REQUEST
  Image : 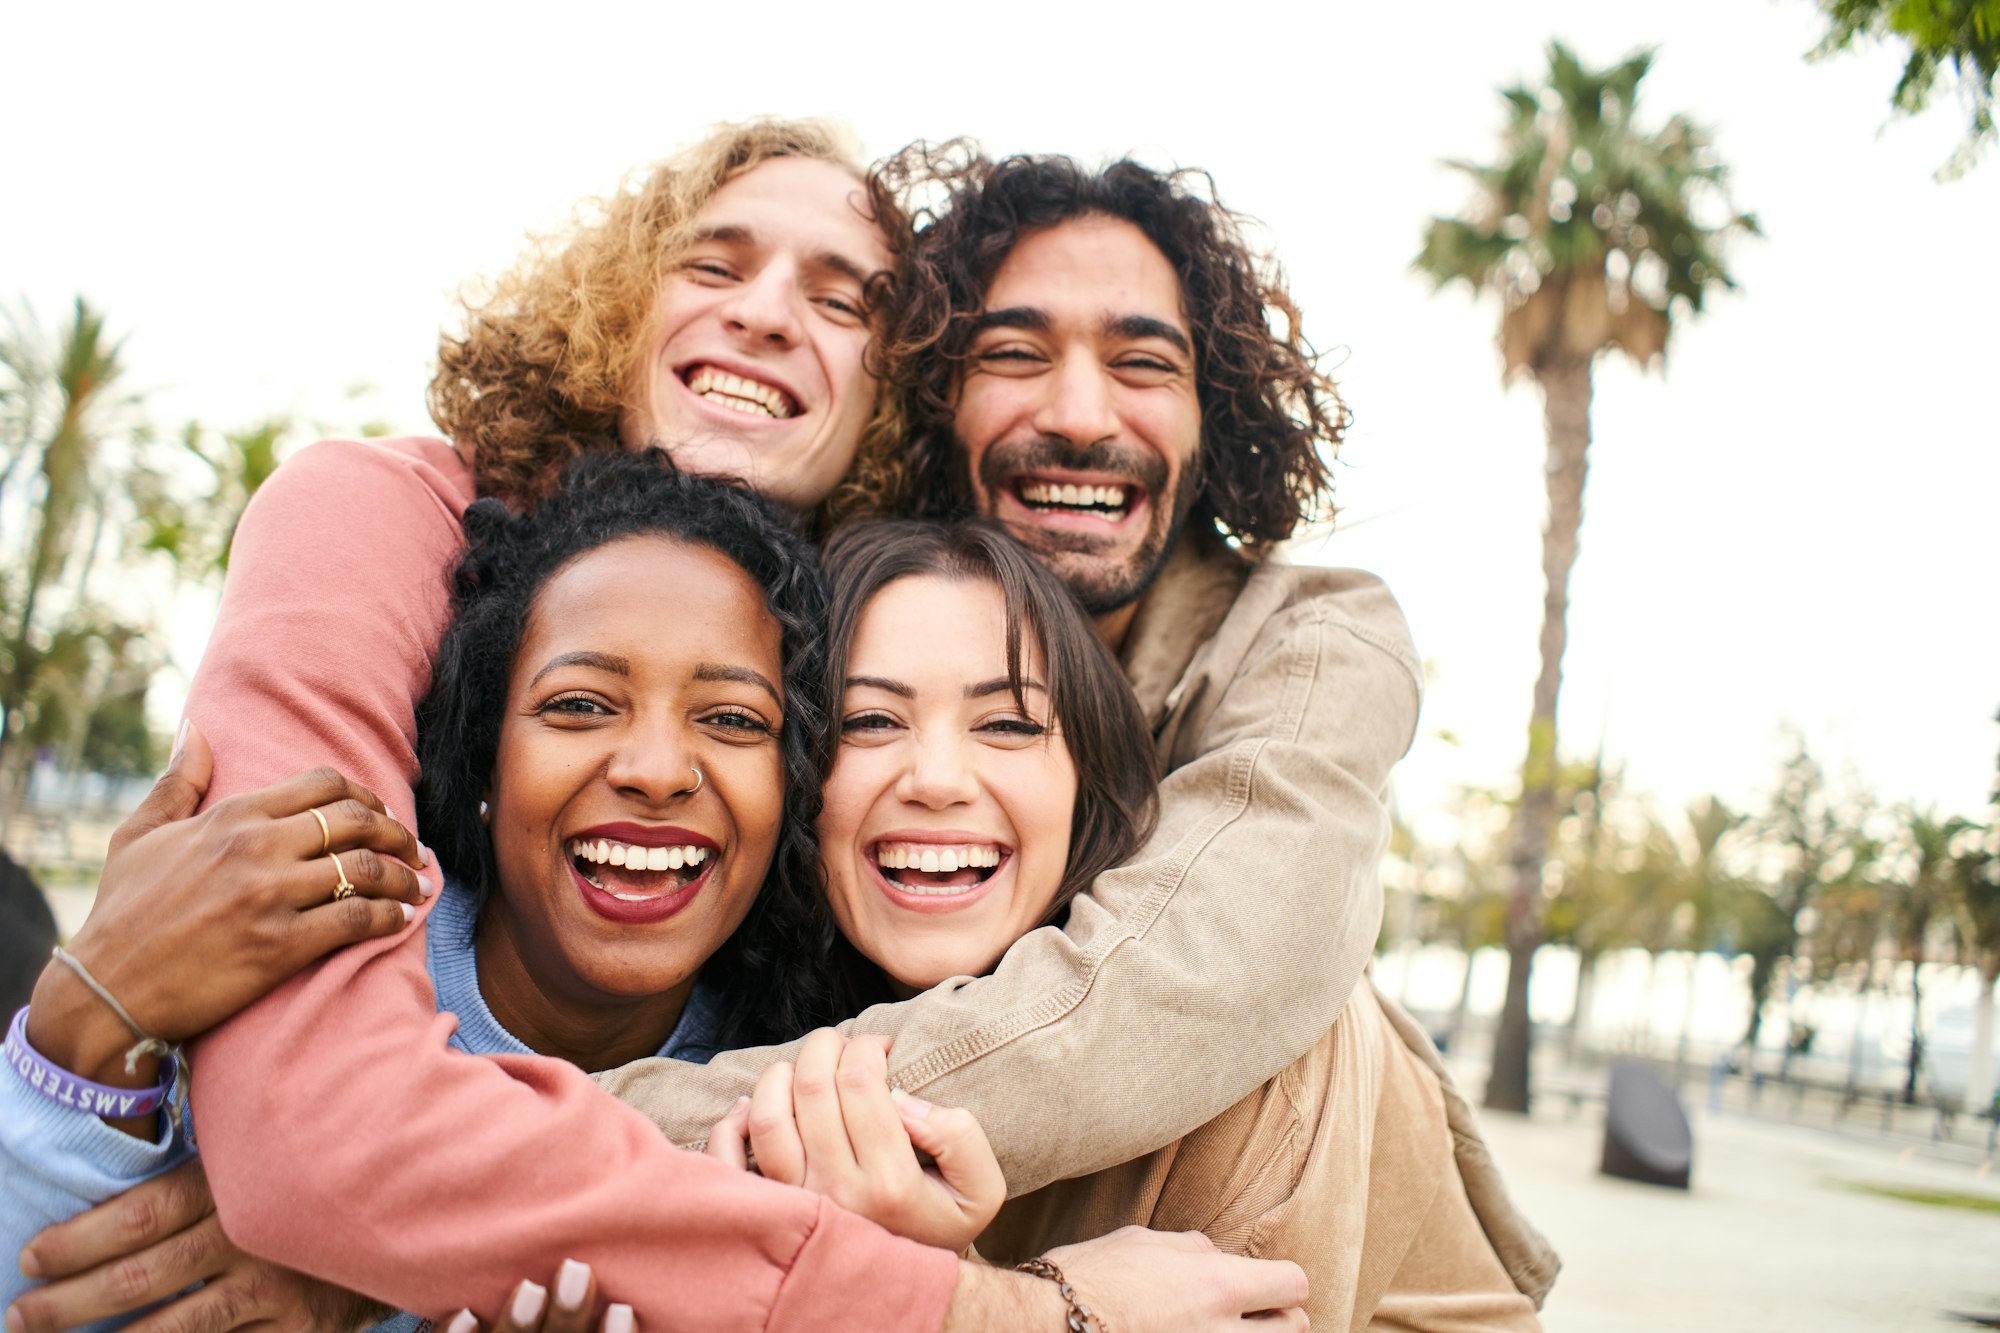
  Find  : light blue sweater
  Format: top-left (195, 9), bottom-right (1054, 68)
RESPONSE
top-left (0, 880), bottom-right (722, 1332)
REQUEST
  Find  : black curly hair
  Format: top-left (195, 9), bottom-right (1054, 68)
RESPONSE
top-left (415, 447), bottom-right (832, 1047)
top-left (871, 144), bottom-right (1345, 548)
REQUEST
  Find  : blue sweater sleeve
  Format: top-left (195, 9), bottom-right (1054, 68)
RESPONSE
top-left (0, 1045), bottom-right (194, 1332)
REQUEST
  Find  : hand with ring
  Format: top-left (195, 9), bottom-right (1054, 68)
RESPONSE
top-left (22, 722), bottom-right (432, 1109)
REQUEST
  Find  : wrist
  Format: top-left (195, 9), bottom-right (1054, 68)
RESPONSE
top-left (25, 959), bottom-right (161, 1089)
top-left (941, 1261), bottom-right (1068, 1333)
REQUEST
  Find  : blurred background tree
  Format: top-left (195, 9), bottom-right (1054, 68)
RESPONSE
top-left (1809, 0), bottom-right (2000, 177)
top-left (1414, 40), bottom-right (1760, 1112)
top-left (0, 298), bottom-right (319, 841)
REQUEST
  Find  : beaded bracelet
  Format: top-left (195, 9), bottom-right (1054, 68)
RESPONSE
top-left (1015, 1256), bottom-right (1106, 1333)
top-left (4, 1006), bottom-right (178, 1119)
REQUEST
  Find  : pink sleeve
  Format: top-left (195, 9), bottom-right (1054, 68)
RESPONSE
top-left (185, 438), bottom-right (956, 1332)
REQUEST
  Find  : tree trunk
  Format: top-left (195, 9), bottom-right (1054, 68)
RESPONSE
top-left (1486, 353), bottom-right (1594, 1114)
top-left (1902, 958), bottom-right (1925, 1105)
top-left (1968, 963), bottom-right (1998, 1115)
top-left (1565, 948), bottom-right (1599, 1057)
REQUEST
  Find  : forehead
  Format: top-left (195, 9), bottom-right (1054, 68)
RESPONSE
top-left (692, 156), bottom-right (892, 274)
top-left (521, 536), bottom-right (782, 671)
top-left (982, 215), bottom-right (1188, 336)
top-left (851, 575), bottom-right (1043, 679)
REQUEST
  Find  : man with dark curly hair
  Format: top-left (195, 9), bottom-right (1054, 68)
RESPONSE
top-left (879, 150), bottom-right (1559, 1322)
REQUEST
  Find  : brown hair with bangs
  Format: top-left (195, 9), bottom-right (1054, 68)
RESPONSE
top-left (427, 118), bottom-right (910, 522)
top-left (819, 518), bottom-right (1159, 933)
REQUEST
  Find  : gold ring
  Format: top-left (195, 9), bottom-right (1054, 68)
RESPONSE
top-left (309, 806), bottom-right (332, 856)
top-left (327, 851), bottom-right (356, 901)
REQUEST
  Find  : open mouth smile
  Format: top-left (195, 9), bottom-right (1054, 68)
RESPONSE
top-left (567, 828), bottom-right (719, 926)
top-left (869, 839), bottom-right (1009, 911)
top-left (680, 364), bottom-right (799, 420)
top-left (569, 836), bottom-right (713, 900)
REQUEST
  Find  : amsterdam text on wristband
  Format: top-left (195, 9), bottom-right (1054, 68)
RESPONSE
top-left (4, 1006), bottom-right (177, 1119)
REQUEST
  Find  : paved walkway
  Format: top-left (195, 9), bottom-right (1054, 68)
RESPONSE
top-left (1478, 1094), bottom-right (2000, 1330)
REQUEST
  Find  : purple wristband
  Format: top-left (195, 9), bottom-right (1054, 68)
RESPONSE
top-left (4, 1006), bottom-right (176, 1119)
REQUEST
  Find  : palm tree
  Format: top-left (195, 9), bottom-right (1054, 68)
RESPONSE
top-left (1414, 42), bottom-right (1759, 1111)
top-left (0, 299), bottom-right (134, 817)
top-left (1889, 809), bottom-right (1970, 1103)
top-left (1956, 826), bottom-right (1999, 1113)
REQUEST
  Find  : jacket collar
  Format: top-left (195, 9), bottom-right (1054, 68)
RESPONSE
top-left (1117, 534), bottom-right (1254, 732)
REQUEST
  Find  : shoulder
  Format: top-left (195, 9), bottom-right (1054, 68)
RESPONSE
top-left (256, 435), bottom-right (476, 520)
top-left (1238, 559), bottom-right (1421, 688)
top-left (1216, 552), bottom-right (1424, 700)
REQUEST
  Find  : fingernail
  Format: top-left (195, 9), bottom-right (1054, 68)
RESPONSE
top-left (445, 1310), bottom-right (477, 1333)
top-left (418, 841), bottom-right (434, 867)
top-left (169, 718), bottom-right (191, 767)
top-left (889, 1087), bottom-right (931, 1120)
top-left (512, 1282), bottom-right (546, 1326)
top-left (16, 1246), bottom-right (39, 1279)
top-left (556, 1259), bottom-right (590, 1311)
top-left (6, 1302), bottom-right (27, 1333)
top-left (400, 902), bottom-right (416, 924)
top-left (603, 1304), bottom-right (635, 1333)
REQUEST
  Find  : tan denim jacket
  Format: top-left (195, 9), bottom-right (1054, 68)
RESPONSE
top-left (595, 538), bottom-right (1554, 1301)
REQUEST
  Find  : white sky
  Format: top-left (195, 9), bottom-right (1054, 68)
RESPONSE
top-left (4, 0), bottom-right (1994, 827)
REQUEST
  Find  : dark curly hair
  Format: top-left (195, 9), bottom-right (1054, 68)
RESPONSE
top-left (869, 144), bottom-right (1345, 547)
top-left (816, 518), bottom-right (1159, 1010)
top-left (415, 447), bottom-right (832, 1046)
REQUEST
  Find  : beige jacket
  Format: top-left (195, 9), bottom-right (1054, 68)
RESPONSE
top-left (597, 538), bottom-right (1555, 1302)
top-left (979, 982), bottom-right (1546, 1330)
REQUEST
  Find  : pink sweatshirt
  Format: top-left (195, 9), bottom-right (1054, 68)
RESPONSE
top-left (185, 437), bottom-right (957, 1333)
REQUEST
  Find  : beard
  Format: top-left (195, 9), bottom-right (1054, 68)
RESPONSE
top-left (970, 435), bottom-right (1198, 617)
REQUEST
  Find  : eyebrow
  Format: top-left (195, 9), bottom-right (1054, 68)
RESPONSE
top-left (966, 677), bottom-right (1049, 700)
top-left (529, 651), bottom-right (629, 688)
top-left (695, 662), bottom-right (783, 706)
top-left (690, 223), bottom-right (878, 288)
top-left (972, 306), bottom-right (1192, 356)
top-left (845, 674), bottom-right (1049, 701)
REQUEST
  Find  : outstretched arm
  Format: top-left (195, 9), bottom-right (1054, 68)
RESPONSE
top-left (598, 564), bottom-right (1420, 1194)
top-left (181, 438), bottom-right (957, 1332)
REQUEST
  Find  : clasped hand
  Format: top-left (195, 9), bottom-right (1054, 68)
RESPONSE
top-left (704, 1028), bottom-right (1007, 1254)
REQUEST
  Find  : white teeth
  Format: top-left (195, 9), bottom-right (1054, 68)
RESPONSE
top-left (570, 839), bottom-right (712, 871)
top-left (873, 842), bottom-right (1003, 873)
top-left (1020, 482), bottom-right (1130, 512)
top-left (685, 367), bottom-right (796, 419)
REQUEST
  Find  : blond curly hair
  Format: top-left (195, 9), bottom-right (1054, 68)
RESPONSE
top-left (428, 118), bottom-right (908, 522)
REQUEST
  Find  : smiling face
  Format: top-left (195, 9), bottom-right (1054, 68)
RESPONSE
top-left (479, 535), bottom-right (786, 1063)
top-left (619, 156), bottom-right (893, 509)
top-left (951, 215), bottom-right (1202, 630)
top-left (818, 574), bottom-right (1079, 995)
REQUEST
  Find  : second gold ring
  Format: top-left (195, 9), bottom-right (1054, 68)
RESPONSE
top-left (327, 850), bottom-right (356, 901)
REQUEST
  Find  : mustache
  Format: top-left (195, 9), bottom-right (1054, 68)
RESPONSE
top-left (977, 436), bottom-right (1170, 495)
